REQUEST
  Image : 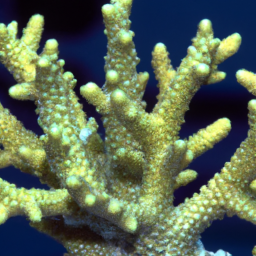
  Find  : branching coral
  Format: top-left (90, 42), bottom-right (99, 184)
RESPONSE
top-left (0, 0), bottom-right (256, 255)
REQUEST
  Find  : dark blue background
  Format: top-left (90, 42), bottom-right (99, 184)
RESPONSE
top-left (0, 0), bottom-right (256, 255)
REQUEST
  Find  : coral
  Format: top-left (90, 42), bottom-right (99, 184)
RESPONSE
top-left (0, 0), bottom-right (256, 255)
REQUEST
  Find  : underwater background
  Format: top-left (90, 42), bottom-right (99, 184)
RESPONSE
top-left (0, 0), bottom-right (255, 255)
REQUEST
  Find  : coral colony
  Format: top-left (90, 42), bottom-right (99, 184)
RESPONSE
top-left (0, 0), bottom-right (256, 255)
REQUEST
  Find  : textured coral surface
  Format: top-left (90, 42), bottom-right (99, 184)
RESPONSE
top-left (0, 0), bottom-right (256, 255)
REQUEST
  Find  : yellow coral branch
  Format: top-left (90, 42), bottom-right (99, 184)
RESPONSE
top-left (186, 118), bottom-right (231, 165)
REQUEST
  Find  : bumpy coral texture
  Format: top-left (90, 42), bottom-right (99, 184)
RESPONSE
top-left (0, 0), bottom-right (256, 255)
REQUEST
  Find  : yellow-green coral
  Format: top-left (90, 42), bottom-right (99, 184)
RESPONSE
top-left (0, 0), bottom-right (256, 255)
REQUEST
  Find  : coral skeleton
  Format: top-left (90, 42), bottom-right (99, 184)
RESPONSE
top-left (0, 0), bottom-right (256, 255)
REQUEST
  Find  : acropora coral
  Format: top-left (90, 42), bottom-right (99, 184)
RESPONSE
top-left (0, 0), bottom-right (256, 255)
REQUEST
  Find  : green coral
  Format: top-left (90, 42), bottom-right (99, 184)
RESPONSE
top-left (0, 0), bottom-right (256, 255)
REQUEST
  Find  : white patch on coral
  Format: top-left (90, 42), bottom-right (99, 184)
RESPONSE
top-left (215, 250), bottom-right (232, 256)
top-left (79, 128), bottom-right (92, 144)
top-left (195, 240), bottom-right (232, 256)
top-left (195, 240), bottom-right (206, 256)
